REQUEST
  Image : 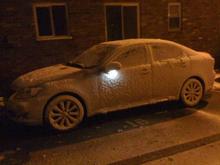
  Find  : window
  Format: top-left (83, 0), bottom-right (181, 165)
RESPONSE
top-left (33, 3), bottom-right (71, 40)
top-left (151, 44), bottom-right (183, 61)
top-left (105, 4), bottom-right (140, 41)
top-left (168, 2), bottom-right (181, 31)
top-left (73, 44), bottom-right (117, 68)
top-left (115, 45), bottom-right (147, 67)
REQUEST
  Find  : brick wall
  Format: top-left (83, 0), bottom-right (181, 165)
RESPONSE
top-left (0, 0), bottom-right (220, 96)
top-left (0, 0), bottom-right (106, 96)
top-left (140, 0), bottom-right (220, 63)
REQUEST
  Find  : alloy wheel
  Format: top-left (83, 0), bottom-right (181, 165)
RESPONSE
top-left (181, 78), bottom-right (203, 107)
top-left (46, 95), bottom-right (84, 131)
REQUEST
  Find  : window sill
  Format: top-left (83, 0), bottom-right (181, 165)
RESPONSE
top-left (168, 28), bottom-right (181, 32)
top-left (36, 35), bottom-right (73, 41)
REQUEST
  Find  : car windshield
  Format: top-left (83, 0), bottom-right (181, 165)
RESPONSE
top-left (67, 44), bottom-right (118, 68)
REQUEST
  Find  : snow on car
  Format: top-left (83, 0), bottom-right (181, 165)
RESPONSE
top-left (6, 39), bottom-right (215, 131)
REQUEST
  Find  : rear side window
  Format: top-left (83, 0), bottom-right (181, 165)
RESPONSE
top-left (114, 45), bottom-right (147, 67)
top-left (151, 43), bottom-right (183, 61)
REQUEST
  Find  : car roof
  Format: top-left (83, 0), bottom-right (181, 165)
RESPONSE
top-left (101, 39), bottom-right (177, 47)
top-left (101, 38), bottom-right (197, 54)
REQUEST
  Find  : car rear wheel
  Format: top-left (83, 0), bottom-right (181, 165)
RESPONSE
top-left (45, 95), bottom-right (84, 131)
top-left (181, 78), bottom-right (203, 107)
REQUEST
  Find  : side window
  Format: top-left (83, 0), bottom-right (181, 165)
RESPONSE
top-left (151, 44), bottom-right (183, 61)
top-left (115, 45), bottom-right (147, 67)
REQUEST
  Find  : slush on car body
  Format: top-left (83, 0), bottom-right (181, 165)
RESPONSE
top-left (7, 39), bottom-right (215, 131)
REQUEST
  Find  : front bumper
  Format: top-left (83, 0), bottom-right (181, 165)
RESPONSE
top-left (6, 94), bottom-right (45, 125)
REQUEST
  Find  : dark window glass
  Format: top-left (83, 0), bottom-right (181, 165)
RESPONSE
top-left (36, 7), bottom-right (52, 36)
top-left (52, 6), bottom-right (68, 35)
top-left (169, 17), bottom-right (180, 29)
top-left (106, 5), bottom-right (138, 41)
top-left (106, 6), bottom-right (122, 41)
top-left (123, 6), bottom-right (138, 39)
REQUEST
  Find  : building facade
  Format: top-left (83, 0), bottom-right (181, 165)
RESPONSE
top-left (0, 0), bottom-right (220, 95)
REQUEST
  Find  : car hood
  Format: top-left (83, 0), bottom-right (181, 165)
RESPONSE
top-left (12, 64), bottom-right (82, 89)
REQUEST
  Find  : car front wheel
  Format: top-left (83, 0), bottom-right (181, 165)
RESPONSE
top-left (180, 78), bottom-right (203, 107)
top-left (44, 95), bottom-right (85, 131)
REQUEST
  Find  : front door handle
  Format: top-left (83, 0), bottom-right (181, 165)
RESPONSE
top-left (142, 68), bottom-right (151, 74)
top-left (179, 59), bottom-right (187, 67)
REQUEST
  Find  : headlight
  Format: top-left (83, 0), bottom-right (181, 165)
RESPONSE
top-left (15, 87), bottom-right (43, 99)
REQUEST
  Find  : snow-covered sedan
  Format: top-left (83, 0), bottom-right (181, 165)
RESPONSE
top-left (7, 39), bottom-right (215, 131)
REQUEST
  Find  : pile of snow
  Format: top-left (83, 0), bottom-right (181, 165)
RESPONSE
top-left (213, 71), bottom-right (220, 91)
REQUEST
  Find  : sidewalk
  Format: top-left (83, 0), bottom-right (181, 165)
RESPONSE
top-left (145, 140), bottom-right (220, 165)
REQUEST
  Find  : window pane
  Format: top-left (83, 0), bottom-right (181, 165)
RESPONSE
top-left (169, 5), bottom-right (180, 17)
top-left (36, 7), bottom-right (52, 36)
top-left (123, 6), bottom-right (138, 39)
top-left (52, 6), bottom-right (68, 35)
top-left (169, 17), bottom-right (180, 29)
top-left (116, 45), bottom-right (147, 67)
top-left (106, 6), bottom-right (122, 41)
top-left (151, 44), bottom-right (183, 61)
top-left (168, 3), bottom-right (181, 30)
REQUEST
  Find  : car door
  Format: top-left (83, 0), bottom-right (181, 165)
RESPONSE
top-left (149, 43), bottom-right (191, 100)
top-left (97, 44), bottom-right (152, 112)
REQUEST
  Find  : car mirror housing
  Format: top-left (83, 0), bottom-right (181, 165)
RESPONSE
top-left (104, 62), bottom-right (122, 73)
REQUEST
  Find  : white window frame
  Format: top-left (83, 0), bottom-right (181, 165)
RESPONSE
top-left (33, 3), bottom-right (72, 41)
top-left (104, 3), bottom-right (140, 41)
top-left (168, 2), bottom-right (182, 31)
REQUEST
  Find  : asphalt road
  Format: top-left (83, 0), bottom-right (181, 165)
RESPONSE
top-left (0, 91), bottom-right (220, 165)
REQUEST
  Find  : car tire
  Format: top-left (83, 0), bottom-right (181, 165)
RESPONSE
top-left (44, 95), bottom-right (85, 131)
top-left (180, 78), bottom-right (203, 107)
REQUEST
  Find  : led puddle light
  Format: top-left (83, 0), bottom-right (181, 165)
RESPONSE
top-left (105, 69), bottom-right (119, 79)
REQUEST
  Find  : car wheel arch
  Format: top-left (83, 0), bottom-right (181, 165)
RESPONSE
top-left (42, 92), bottom-right (88, 125)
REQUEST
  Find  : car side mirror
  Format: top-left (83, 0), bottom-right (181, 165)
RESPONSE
top-left (104, 62), bottom-right (122, 73)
